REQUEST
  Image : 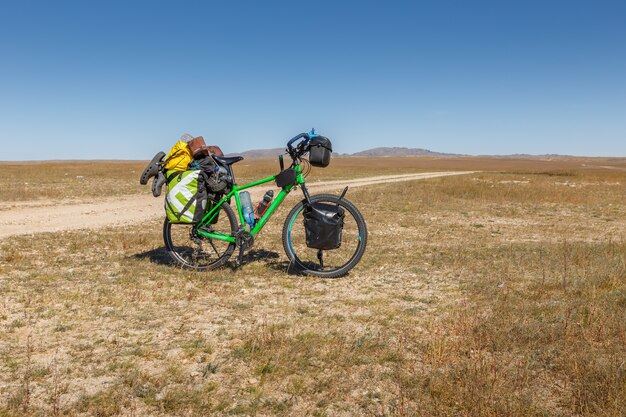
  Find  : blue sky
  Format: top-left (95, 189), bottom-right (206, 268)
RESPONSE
top-left (0, 0), bottom-right (625, 159)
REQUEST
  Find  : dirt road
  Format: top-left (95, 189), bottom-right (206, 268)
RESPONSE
top-left (0, 171), bottom-right (475, 239)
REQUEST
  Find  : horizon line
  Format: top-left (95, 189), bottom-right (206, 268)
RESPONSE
top-left (1, 154), bottom-right (625, 163)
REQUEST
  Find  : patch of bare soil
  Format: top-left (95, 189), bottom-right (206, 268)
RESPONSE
top-left (0, 172), bottom-right (474, 239)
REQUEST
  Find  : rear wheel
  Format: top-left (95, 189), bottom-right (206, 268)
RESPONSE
top-left (282, 194), bottom-right (367, 278)
top-left (163, 197), bottom-right (237, 270)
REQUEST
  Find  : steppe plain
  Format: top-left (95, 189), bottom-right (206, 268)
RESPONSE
top-left (0, 156), bottom-right (625, 416)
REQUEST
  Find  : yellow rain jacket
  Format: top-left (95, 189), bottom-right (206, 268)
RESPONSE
top-left (164, 141), bottom-right (192, 171)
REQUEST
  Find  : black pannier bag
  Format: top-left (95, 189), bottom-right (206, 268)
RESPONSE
top-left (308, 136), bottom-right (332, 167)
top-left (188, 155), bottom-right (216, 172)
top-left (206, 166), bottom-right (231, 192)
top-left (189, 155), bottom-right (233, 193)
top-left (275, 168), bottom-right (297, 188)
top-left (303, 202), bottom-right (345, 250)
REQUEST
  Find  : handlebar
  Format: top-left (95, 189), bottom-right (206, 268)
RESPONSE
top-left (283, 129), bottom-right (321, 166)
top-left (286, 129), bottom-right (319, 156)
top-left (287, 132), bottom-right (309, 150)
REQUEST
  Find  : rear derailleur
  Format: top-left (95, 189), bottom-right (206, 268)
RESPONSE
top-left (189, 227), bottom-right (204, 246)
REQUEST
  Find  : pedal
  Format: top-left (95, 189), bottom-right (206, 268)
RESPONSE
top-left (234, 230), bottom-right (254, 267)
top-left (237, 244), bottom-right (245, 266)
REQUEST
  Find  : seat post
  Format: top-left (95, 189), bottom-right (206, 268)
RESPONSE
top-left (228, 164), bottom-right (236, 185)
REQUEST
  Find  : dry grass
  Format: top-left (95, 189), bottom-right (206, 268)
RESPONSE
top-left (1, 155), bottom-right (623, 202)
top-left (0, 157), bottom-right (624, 416)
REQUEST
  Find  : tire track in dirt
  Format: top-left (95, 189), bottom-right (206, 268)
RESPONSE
top-left (0, 171), bottom-right (475, 239)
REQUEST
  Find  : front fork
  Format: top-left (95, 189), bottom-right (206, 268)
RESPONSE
top-left (299, 182), bottom-right (349, 206)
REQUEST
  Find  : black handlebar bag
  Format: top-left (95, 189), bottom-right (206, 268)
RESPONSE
top-left (303, 202), bottom-right (345, 250)
top-left (308, 136), bottom-right (332, 167)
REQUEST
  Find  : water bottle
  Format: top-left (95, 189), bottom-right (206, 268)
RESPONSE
top-left (215, 165), bottom-right (227, 176)
top-left (239, 191), bottom-right (255, 229)
top-left (180, 133), bottom-right (194, 143)
top-left (255, 190), bottom-right (274, 219)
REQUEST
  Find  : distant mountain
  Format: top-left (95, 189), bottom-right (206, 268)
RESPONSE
top-left (226, 146), bottom-right (591, 159)
top-left (479, 153), bottom-right (574, 158)
top-left (349, 147), bottom-right (463, 157)
top-left (227, 148), bottom-right (285, 158)
top-left (228, 146), bottom-right (462, 158)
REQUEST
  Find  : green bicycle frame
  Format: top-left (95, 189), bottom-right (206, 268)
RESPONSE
top-left (194, 165), bottom-right (305, 243)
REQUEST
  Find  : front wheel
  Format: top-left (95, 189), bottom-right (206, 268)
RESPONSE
top-left (282, 194), bottom-right (368, 278)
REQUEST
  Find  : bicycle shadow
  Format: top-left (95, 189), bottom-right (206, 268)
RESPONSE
top-left (226, 250), bottom-right (304, 276)
top-left (132, 247), bottom-right (304, 275)
top-left (132, 247), bottom-right (173, 265)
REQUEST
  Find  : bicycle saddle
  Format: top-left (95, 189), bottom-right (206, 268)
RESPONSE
top-left (214, 155), bottom-right (244, 165)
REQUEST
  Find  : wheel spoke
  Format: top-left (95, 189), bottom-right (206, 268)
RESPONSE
top-left (208, 240), bottom-right (221, 257)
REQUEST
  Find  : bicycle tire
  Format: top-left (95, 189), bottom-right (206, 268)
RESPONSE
top-left (163, 197), bottom-right (237, 270)
top-left (282, 194), bottom-right (368, 278)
